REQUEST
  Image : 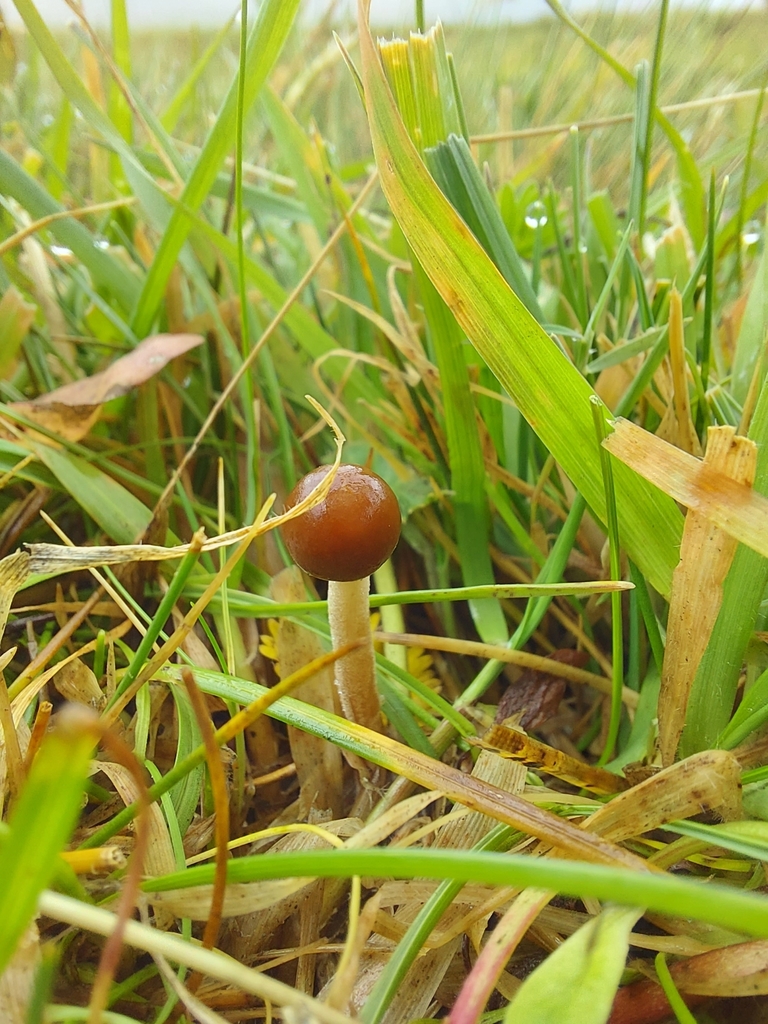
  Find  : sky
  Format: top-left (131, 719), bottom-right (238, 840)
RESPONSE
top-left (2, 0), bottom-right (759, 29)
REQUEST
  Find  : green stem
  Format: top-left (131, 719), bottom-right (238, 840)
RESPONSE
top-left (592, 398), bottom-right (624, 765)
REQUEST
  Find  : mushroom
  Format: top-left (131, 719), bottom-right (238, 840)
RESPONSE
top-left (282, 464), bottom-right (401, 741)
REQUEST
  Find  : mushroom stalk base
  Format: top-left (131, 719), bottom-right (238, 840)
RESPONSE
top-left (327, 577), bottom-right (384, 737)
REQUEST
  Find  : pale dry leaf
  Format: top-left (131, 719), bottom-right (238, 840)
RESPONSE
top-left (0, 286), bottom-right (36, 379)
top-left (152, 819), bottom-right (362, 921)
top-left (655, 288), bottom-right (702, 456)
top-left (0, 919), bottom-right (40, 1024)
top-left (585, 749), bottom-right (743, 842)
top-left (658, 425), bottom-right (756, 763)
top-left (349, 751), bottom-right (526, 1022)
top-left (0, 551), bottom-right (30, 643)
top-left (52, 657), bottom-right (105, 711)
top-left (97, 760), bottom-right (176, 879)
top-left (603, 418), bottom-right (768, 559)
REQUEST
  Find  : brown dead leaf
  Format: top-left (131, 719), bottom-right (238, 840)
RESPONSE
top-left (609, 940), bottom-right (768, 1024)
top-left (495, 649), bottom-right (588, 731)
top-left (670, 939), bottom-right (768, 996)
top-left (8, 333), bottom-right (203, 442)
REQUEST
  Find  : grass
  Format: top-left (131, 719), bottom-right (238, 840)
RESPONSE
top-left (0, 0), bottom-right (767, 1021)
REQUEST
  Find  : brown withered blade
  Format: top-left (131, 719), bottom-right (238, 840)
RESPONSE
top-left (472, 723), bottom-right (629, 795)
top-left (659, 426), bottom-right (756, 764)
top-left (656, 288), bottom-right (702, 457)
top-left (495, 649), bottom-right (589, 731)
top-left (7, 333), bottom-right (203, 443)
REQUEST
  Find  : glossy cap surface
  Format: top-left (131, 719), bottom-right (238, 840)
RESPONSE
top-left (282, 464), bottom-right (401, 581)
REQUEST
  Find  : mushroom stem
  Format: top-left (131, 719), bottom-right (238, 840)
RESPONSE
top-left (327, 576), bottom-right (383, 736)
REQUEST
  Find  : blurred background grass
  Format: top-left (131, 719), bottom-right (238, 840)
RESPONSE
top-left (4, 4), bottom-right (765, 197)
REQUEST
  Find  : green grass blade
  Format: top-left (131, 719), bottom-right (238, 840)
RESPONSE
top-left (0, 714), bottom-right (95, 973)
top-left (583, 220), bottom-right (633, 353)
top-left (415, 262), bottom-right (509, 644)
top-left (360, 824), bottom-right (518, 1024)
top-left (143, 846), bottom-right (768, 938)
top-left (160, 13), bottom-right (237, 133)
top-left (592, 400), bottom-right (624, 765)
top-left (654, 953), bottom-right (698, 1024)
top-left (628, 61), bottom-right (651, 239)
top-left (32, 444), bottom-right (151, 542)
top-left (9, 0), bottom-right (169, 234)
top-left (425, 135), bottom-right (543, 320)
top-left (735, 74), bottom-right (766, 286)
top-left (639, 0), bottom-right (669, 238)
top-left (570, 126), bottom-right (588, 331)
top-left (357, 1), bottom-right (682, 598)
top-left (660, 819), bottom-right (768, 863)
top-left (731, 227), bottom-right (767, 406)
top-left (108, 545), bottom-right (203, 709)
top-left (186, 580), bottom-right (633, 618)
top-left (699, 170), bottom-right (717, 407)
top-left (109, 0), bottom-right (133, 144)
top-left (261, 85), bottom-right (332, 236)
top-left (544, 0), bottom-right (704, 247)
top-left (131, 0), bottom-right (301, 336)
top-left (0, 149), bottom-right (139, 310)
top-left (717, 666), bottom-right (768, 750)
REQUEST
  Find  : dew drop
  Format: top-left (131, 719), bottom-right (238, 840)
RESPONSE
top-left (742, 220), bottom-right (762, 247)
top-left (524, 200), bottom-right (548, 230)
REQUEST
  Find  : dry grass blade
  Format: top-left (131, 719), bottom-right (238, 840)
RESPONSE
top-left (656, 289), bottom-right (701, 456)
top-left (603, 418), bottom-right (768, 558)
top-left (586, 749), bottom-right (742, 841)
top-left (469, 87), bottom-right (767, 142)
top-left (374, 630), bottom-right (639, 707)
top-left (473, 724), bottom-right (628, 794)
top-left (658, 426), bottom-right (757, 763)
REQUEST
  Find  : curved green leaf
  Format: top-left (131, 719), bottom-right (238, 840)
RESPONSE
top-left (503, 906), bottom-right (641, 1024)
top-left (356, 0), bottom-right (682, 597)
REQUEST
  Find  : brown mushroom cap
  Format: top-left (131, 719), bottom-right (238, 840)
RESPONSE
top-left (281, 464), bottom-right (401, 582)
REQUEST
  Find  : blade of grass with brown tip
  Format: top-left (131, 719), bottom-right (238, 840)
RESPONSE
top-left (159, 664), bottom-right (646, 870)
